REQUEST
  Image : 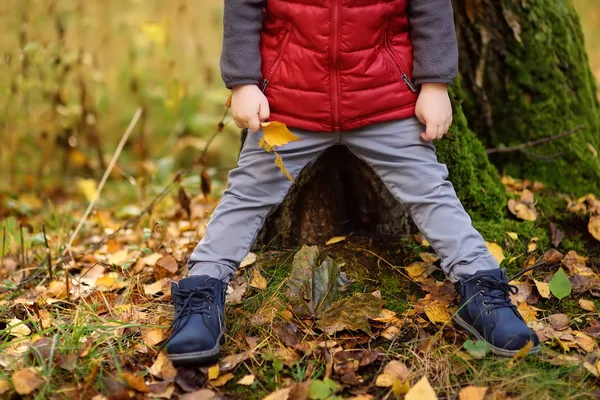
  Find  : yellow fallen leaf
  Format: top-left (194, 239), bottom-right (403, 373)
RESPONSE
top-left (508, 341), bottom-right (534, 369)
top-left (588, 215), bottom-right (600, 241)
top-left (149, 352), bottom-right (177, 380)
top-left (371, 309), bottom-right (398, 323)
top-left (260, 121), bottom-right (300, 147)
top-left (142, 253), bottom-right (163, 266)
top-left (210, 372), bottom-right (234, 387)
top-left (485, 242), bottom-right (505, 264)
top-left (123, 372), bottom-right (149, 392)
top-left (516, 303), bottom-right (539, 323)
top-left (109, 249), bottom-right (130, 266)
top-left (459, 386), bottom-right (488, 400)
top-left (208, 365), bottom-right (220, 380)
top-left (7, 318), bottom-right (31, 338)
top-left (250, 268), bottom-right (268, 290)
top-left (95, 273), bottom-right (128, 291)
top-left (47, 280), bottom-right (68, 299)
top-left (326, 236), bottom-right (347, 246)
top-left (405, 262), bottom-right (426, 277)
top-left (406, 376), bottom-right (437, 400)
top-left (375, 373), bottom-right (395, 387)
top-left (574, 331), bottom-right (597, 353)
top-left (578, 299), bottom-right (595, 312)
top-left (11, 368), bottom-right (43, 395)
top-left (419, 252), bottom-right (440, 263)
top-left (18, 193), bottom-right (42, 210)
top-left (274, 151), bottom-right (294, 182)
top-left (141, 328), bottom-right (164, 346)
top-left (76, 178), bottom-right (98, 202)
top-left (237, 374), bottom-right (255, 385)
top-left (392, 379), bottom-right (411, 396)
top-left (533, 279), bottom-right (550, 299)
top-left (527, 237), bottom-right (539, 253)
top-left (508, 199), bottom-right (538, 221)
top-left (424, 300), bottom-right (451, 324)
top-left (0, 379), bottom-right (9, 394)
top-left (506, 232), bottom-right (518, 240)
top-left (381, 326), bottom-right (401, 340)
top-left (240, 253), bottom-right (257, 269)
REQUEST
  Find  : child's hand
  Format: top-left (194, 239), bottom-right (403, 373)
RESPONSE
top-left (231, 84), bottom-right (270, 132)
top-left (415, 83), bottom-right (453, 141)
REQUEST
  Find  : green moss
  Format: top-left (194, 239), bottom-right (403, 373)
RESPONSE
top-left (437, 82), bottom-right (506, 221)
top-left (462, 0), bottom-right (600, 195)
top-left (380, 275), bottom-right (412, 314)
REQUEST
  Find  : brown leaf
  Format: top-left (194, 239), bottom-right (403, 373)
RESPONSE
top-left (102, 375), bottom-right (130, 400)
top-left (12, 368), bottom-right (43, 395)
top-left (57, 354), bottom-right (77, 371)
top-left (316, 293), bottom-right (385, 335)
top-left (0, 380), bottom-right (9, 394)
top-left (218, 351), bottom-right (250, 373)
top-left (548, 314), bottom-right (570, 330)
top-left (226, 278), bottom-right (248, 304)
top-left (573, 331), bottom-right (597, 353)
top-left (142, 327), bottom-right (165, 346)
top-left (359, 350), bottom-right (380, 367)
top-left (154, 255), bottom-right (179, 280)
top-left (508, 199), bottom-right (538, 221)
top-left (459, 386), bottom-right (488, 400)
top-left (273, 322), bottom-right (301, 347)
top-left (589, 215), bottom-right (600, 241)
top-left (178, 186), bottom-right (192, 217)
top-left (123, 372), bottom-right (150, 392)
top-left (201, 169), bottom-right (212, 199)
top-left (146, 381), bottom-right (175, 398)
top-left (550, 223), bottom-right (565, 248)
top-left (381, 326), bottom-right (402, 340)
top-left (263, 387), bottom-right (292, 400)
top-left (175, 368), bottom-right (207, 392)
top-left (250, 268), bottom-right (268, 290)
top-left (542, 249), bottom-right (563, 265)
top-left (180, 389), bottom-right (222, 400)
top-left (149, 352), bottom-right (177, 380)
top-left (578, 299), bottom-right (595, 312)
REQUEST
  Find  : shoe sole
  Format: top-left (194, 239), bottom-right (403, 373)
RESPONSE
top-left (167, 334), bottom-right (225, 367)
top-left (454, 314), bottom-right (541, 357)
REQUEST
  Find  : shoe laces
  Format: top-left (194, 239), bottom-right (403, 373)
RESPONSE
top-left (470, 275), bottom-right (520, 315)
top-left (164, 285), bottom-right (218, 346)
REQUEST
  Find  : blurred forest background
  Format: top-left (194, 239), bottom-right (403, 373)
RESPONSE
top-left (0, 0), bottom-right (598, 209)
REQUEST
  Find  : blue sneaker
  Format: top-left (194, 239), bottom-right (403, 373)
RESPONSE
top-left (454, 269), bottom-right (540, 357)
top-left (166, 275), bottom-right (226, 366)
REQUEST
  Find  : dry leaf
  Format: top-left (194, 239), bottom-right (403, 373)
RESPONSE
top-left (250, 268), bottom-right (268, 290)
top-left (424, 300), bottom-right (451, 324)
top-left (0, 379), bottom-right (9, 394)
top-left (459, 386), bottom-right (488, 400)
top-left (123, 372), bottom-right (150, 392)
top-left (12, 368), bottom-right (43, 395)
top-left (180, 389), bottom-right (221, 400)
top-left (381, 326), bottom-right (401, 340)
top-left (260, 121), bottom-right (300, 147)
top-left (47, 280), bottom-right (68, 299)
top-left (508, 199), bottom-right (538, 221)
top-left (237, 375), bottom-right (255, 385)
top-left (262, 387), bottom-right (291, 400)
top-left (210, 372), bottom-right (234, 387)
top-left (506, 232), bottom-right (518, 240)
top-left (527, 237), bottom-right (539, 253)
top-left (371, 309), bottom-right (398, 323)
top-left (240, 253), bottom-right (257, 269)
top-left (589, 215), bottom-right (600, 241)
top-left (517, 303), bottom-right (539, 323)
top-left (548, 314), bottom-right (570, 330)
top-left (76, 178), bottom-right (98, 202)
top-left (507, 341), bottom-right (534, 368)
top-left (574, 331), bottom-right (597, 353)
top-left (406, 376), bottom-right (437, 400)
top-left (274, 151), bottom-right (294, 181)
top-left (485, 242), bottom-right (505, 264)
top-left (326, 236), bottom-right (347, 246)
top-left (579, 299), bottom-right (595, 312)
top-left (149, 352), bottom-right (177, 380)
top-left (6, 318), bottom-right (31, 338)
top-left (141, 328), bottom-right (164, 346)
top-left (208, 365), bottom-right (220, 380)
top-left (534, 280), bottom-right (551, 299)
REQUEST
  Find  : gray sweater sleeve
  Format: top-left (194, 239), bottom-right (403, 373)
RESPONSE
top-left (220, 0), bottom-right (265, 89)
top-left (406, 0), bottom-right (459, 85)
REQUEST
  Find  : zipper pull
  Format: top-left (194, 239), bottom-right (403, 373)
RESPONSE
top-left (402, 74), bottom-right (418, 93)
top-left (261, 79), bottom-right (269, 93)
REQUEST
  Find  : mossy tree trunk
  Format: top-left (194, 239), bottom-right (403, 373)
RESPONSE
top-left (255, 0), bottom-right (599, 248)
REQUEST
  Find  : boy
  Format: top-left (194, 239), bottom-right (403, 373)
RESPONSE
top-left (166, 0), bottom-right (540, 365)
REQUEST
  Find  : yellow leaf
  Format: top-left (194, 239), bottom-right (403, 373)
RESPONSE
top-left (260, 121), bottom-right (300, 147)
top-left (326, 236), bottom-right (347, 246)
top-left (140, 22), bottom-right (167, 45)
top-left (0, 379), bottom-right (9, 394)
top-left (574, 331), bottom-right (597, 353)
top-left (507, 341), bottom-right (534, 368)
top-left (11, 368), bottom-right (43, 395)
top-left (237, 374), bottom-right (255, 385)
top-left (406, 376), bottom-right (437, 400)
top-left (210, 372), bottom-right (234, 387)
top-left (208, 365), bottom-right (220, 380)
top-left (371, 309), bottom-right (398, 323)
top-left (123, 372), bottom-right (149, 392)
top-left (109, 249), bottom-right (130, 266)
top-left (240, 253), bottom-right (257, 269)
top-left (95, 273), bottom-right (128, 291)
top-left (459, 386), bottom-right (488, 400)
top-left (578, 299), bottom-right (596, 312)
top-left (250, 268), bottom-right (268, 290)
top-left (392, 379), bottom-right (411, 396)
top-left (381, 326), bottom-right (401, 340)
top-left (47, 280), bottom-right (68, 299)
top-left (149, 352), bottom-right (177, 380)
top-left (588, 215), bottom-right (600, 241)
top-left (533, 279), bottom-right (551, 299)
top-left (18, 193), bottom-right (42, 210)
top-left (405, 262), bottom-right (426, 277)
top-left (7, 318), bottom-right (31, 338)
top-left (76, 178), bottom-right (98, 203)
top-left (375, 374), bottom-right (395, 387)
top-left (141, 328), bottom-right (164, 346)
top-left (527, 237), bottom-right (539, 253)
top-left (506, 232), bottom-right (518, 240)
top-left (424, 300), bottom-right (451, 324)
top-left (485, 242), bottom-right (505, 264)
top-left (274, 151), bottom-right (294, 182)
top-left (516, 302), bottom-right (539, 323)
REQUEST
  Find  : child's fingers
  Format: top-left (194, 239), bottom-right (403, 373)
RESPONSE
top-left (248, 113), bottom-right (261, 133)
top-left (258, 99), bottom-right (270, 121)
top-left (422, 121), bottom-right (438, 141)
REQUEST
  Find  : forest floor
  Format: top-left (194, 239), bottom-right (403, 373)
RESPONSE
top-left (1, 158), bottom-right (600, 400)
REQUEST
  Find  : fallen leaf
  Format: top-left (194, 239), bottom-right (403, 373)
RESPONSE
top-left (240, 253), bottom-right (257, 269)
top-left (262, 387), bottom-right (291, 400)
top-left (371, 309), bottom-right (398, 323)
top-left (260, 121), bottom-right (300, 147)
top-left (534, 280), bottom-right (551, 299)
top-left (180, 389), bottom-right (222, 400)
top-left (12, 368), bottom-right (43, 395)
top-left (574, 331), bottom-right (597, 353)
top-left (424, 300), bottom-right (451, 324)
top-left (517, 302), bottom-right (539, 322)
top-left (548, 314), bottom-right (570, 330)
top-left (76, 178), bottom-right (98, 202)
top-left (95, 272), bottom-right (129, 291)
top-left (507, 341), bottom-right (534, 368)
top-left (250, 268), bottom-right (268, 290)
top-left (381, 326), bottom-right (402, 340)
top-left (208, 365), bottom-right (220, 380)
top-left (237, 375), bottom-right (255, 385)
top-left (218, 351), bottom-right (251, 372)
top-left (589, 215), bottom-right (600, 241)
top-left (579, 299), bottom-right (595, 312)
top-left (419, 252), bottom-right (440, 263)
top-left (542, 249), bottom-right (563, 265)
top-left (463, 340), bottom-right (490, 359)
top-left (141, 328), bottom-right (164, 346)
top-left (316, 292), bottom-right (385, 335)
top-left (0, 379), bottom-right (9, 394)
top-left (47, 280), bottom-right (68, 299)
top-left (149, 352), bottom-right (177, 380)
top-left (226, 278), bottom-right (248, 305)
top-left (508, 199), bottom-right (538, 221)
top-left (527, 237), bottom-right (539, 253)
top-left (6, 318), bottom-right (31, 337)
top-left (209, 372), bottom-right (234, 387)
top-left (326, 236), bottom-right (347, 246)
top-left (406, 376), bottom-right (437, 400)
top-left (550, 223), bottom-right (564, 248)
top-left (506, 232), bottom-right (518, 241)
top-left (549, 268), bottom-right (572, 300)
top-left (392, 379), bottom-right (411, 396)
top-left (123, 372), bottom-right (149, 392)
top-left (485, 242), bottom-right (505, 264)
top-left (459, 386), bottom-right (488, 400)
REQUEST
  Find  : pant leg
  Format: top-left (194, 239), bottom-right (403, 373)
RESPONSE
top-left (188, 127), bottom-right (337, 282)
top-left (341, 117), bottom-right (498, 282)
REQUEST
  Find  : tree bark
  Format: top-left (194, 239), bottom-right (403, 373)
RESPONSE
top-left (254, 0), bottom-right (599, 248)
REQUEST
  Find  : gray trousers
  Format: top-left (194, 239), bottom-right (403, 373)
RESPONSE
top-left (188, 117), bottom-right (498, 283)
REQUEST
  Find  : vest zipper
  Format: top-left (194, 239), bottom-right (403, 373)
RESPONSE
top-left (384, 30), bottom-right (417, 93)
top-left (261, 29), bottom-right (292, 93)
top-left (331, 0), bottom-right (341, 130)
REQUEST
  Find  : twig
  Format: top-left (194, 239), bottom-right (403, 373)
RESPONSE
top-left (43, 225), bottom-right (53, 280)
top-left (198, 106), bottom-right (229, 165)
top-left (20, 224), bottom-right (25, 269)
top-left (62, 107), bottom-right (143, 256)
top-left (485, 124), bottom-right (585, 154)
top-left (0, 225), bottom-right (5, 279)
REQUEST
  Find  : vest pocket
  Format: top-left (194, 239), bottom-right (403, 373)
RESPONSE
top-left (261, 28), bottom-right (292, 92)
top-left (382, 29), bottom-right (417, 93)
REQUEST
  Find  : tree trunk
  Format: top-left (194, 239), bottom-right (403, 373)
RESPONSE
top-left (255, 0), bottom-right (599, 248)
top-left (454, 0), bottom-right (600, 194)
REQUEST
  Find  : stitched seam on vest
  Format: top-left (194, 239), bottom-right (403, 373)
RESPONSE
top-left (344, 102), bottom-right (415, 125)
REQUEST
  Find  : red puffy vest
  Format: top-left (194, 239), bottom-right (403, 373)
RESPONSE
top-left (260, 0), bottom-right (418, 132)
